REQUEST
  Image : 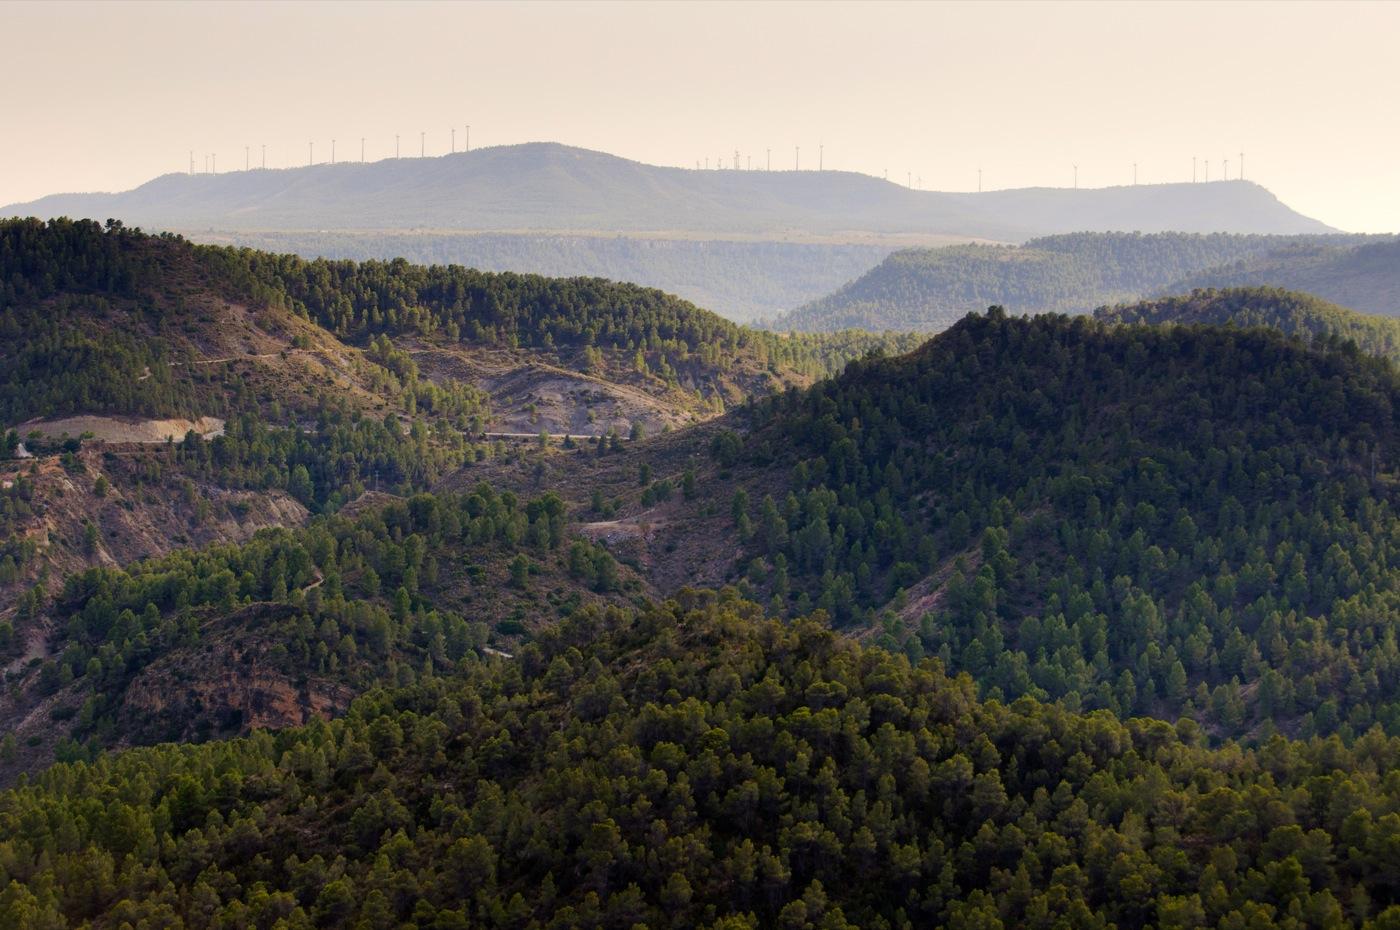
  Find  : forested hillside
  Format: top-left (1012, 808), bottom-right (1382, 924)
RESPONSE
top-left (773, 232), bottom-right (1373, 332)
top-left (0, 219), bottom-right (490, 427)
top-left (718, 310), bottom-right (1400, 742)
top-left (0, 219), bottom-right (917, 713)
top-left (9, 222), bottom-right (1400, 930)
top-left (208, 242), bottom-right (916, 390)
top-left (0, 218), bottom-right (914, 427)
top-left (1096, 287), bottom-right (1400, 362)
top-left (4, 595), bottom-right (1400, 930)
top-left (0, 483), bottom-right (634, 779)
top-left (1177, 238), bottom-right (1400, 319)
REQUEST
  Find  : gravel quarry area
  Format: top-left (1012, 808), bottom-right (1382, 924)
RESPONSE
top-left (16, 415), bottom-right (226, 444)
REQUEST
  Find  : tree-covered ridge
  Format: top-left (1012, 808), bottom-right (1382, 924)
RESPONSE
top-left (202, 230), bottom-right (919, 384)
top-left (1095, 287), bottom-right (1400, 363)
top-left (728, 310), bottom-right (1400, 741)
top-left (0, 220), bottom-right (201, 422)
top-left (1025, 232), bottom-right (1344, 293)
top-left (771, 232), bottom-right (1374, 333)
top-left (0, 216), bottom-right (166, 303)
top-left (4, 593), bottom-right (1400, 929)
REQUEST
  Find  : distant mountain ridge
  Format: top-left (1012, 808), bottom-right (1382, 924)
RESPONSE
top-left (3, 142), bottom-right (1334, 241)
top-left (1175, 238), bottom-right (1400, 317)
top-left (770, 231), bottom-right (1375, 332)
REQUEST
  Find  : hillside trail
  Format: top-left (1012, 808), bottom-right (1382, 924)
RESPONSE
top-left (171, 342), bottom-right (330, 367)
top-left (175, 352), bottom-right (283, 366)
top-left (482, 431), bottom-right (577, 441)
top-left (576, 516), bottom-right (671, 541)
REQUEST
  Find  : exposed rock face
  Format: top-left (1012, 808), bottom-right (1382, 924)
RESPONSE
top-left (118, 606), bottom-right (357, 744)
top-left (407, 343), bottom-right (726, 438)
top-left (0, 603), bottom-right (358, 786)
top-left (0, 446), bottom-right (309, 617)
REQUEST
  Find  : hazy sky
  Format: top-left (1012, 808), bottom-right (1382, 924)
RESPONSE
top-left (2, 0), bottom-right (1396, 232)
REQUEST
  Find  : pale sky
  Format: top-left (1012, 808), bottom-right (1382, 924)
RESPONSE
top-left (1, 0), bottom-right (1396, 232)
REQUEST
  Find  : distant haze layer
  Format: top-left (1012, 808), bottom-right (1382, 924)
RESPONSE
top-left (186, 229), bottom-right (894, 323)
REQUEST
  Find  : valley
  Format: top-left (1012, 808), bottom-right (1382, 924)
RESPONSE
top-left (9, 223), bottom-right (1400, 767)
top-left (9, 219), bottom-right (1400, 761)
top-left (0, 219), bottom-right (908, 661)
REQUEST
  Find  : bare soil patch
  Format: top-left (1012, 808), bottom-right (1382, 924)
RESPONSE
top-left (18, 415), bottom-right (226, 444)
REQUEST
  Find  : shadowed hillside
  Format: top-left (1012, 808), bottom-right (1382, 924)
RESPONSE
top-left (563, 309), bottom-right (1400, 746)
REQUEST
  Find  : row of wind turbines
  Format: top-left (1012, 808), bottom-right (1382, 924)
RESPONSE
top-left (188, 126), bottom-right (478, 174)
